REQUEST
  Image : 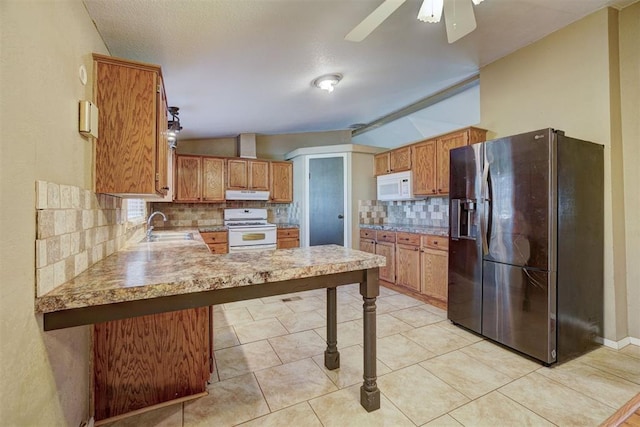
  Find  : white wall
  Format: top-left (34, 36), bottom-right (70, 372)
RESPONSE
top-left (0, 1), bottom-right (109, 424)
top-left (479, 7), bottom-right (637, 344)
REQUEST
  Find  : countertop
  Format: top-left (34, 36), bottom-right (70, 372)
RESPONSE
top-left (359, 223), bottom-right (449, 237)
top-left (35, 229), bottom-right (384, 315)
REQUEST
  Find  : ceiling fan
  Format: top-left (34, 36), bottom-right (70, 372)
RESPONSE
top-left (345, 0), bottom-right (485, 44)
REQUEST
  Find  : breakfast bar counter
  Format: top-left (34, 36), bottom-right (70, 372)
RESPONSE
top-left (35, 232), bottom-right (386, 412)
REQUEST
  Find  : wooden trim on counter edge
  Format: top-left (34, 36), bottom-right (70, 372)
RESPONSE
top-left (43, 270), bottom-right (367, 331)
top-left (94, 392), bottom-right (208, 426)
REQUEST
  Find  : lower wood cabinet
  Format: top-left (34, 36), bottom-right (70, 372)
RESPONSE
top-left (93, 307), bottom-right (211, 421)
top-left (277, 228), bottom-right (299, 249)
top-left (200, 230), bottom-right (228, 253)
top-left (359, 228), bottom-right (449, 308)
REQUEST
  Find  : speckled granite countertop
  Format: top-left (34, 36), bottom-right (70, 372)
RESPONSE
top-left (359, 224), bottom-right (449, 237)
top-left (35, 229), bottom-right (385, 314)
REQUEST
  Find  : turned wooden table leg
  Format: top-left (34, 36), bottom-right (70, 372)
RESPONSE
top-left (324, 286), bottom-right (340, 370)
top-left (360, 268), bottom-right (380, 412)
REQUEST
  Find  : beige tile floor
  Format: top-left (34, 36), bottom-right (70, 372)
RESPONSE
top-left (105, 284), bottom-right (640, 427)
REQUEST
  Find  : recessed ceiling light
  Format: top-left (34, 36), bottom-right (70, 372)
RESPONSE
top-left (312, 74), bottom-right (343, 93)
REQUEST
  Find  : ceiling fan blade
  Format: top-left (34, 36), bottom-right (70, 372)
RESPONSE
top-left (443, 0), bottom-right (476, 43)
top-left (345, 0), bottom-right (407, 42)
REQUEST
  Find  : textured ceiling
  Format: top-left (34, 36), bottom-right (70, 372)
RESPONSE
top-left (83, 0), bottom-right (632, 140)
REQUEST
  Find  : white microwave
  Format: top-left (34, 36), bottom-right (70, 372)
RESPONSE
top-left (376, 171), bottom-right (414, 201)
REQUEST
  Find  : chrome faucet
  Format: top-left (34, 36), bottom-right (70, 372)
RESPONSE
top-left (146, 211), bottom-right (167, 238)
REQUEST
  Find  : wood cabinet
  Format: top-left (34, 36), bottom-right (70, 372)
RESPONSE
top-left (176, 155), bottom-right (201, 202)
top-left (93, 54), bottom-right (169, 198)
top-left (93, 307), bottom-right (210, 421)
top-left (374, 146), bottom-right (411, 176)
top-left (200, 230), bottom-right (228, 253)
top-left (202, 157), bottom-right (226, 201)
top-left (277, 228), bottom-right (299, 249)
top-left (359, 228), bottom-right (449, 309)
top-left (227, 159), bottom-right (269, 190)
top-left (412, 140), bottom-right (437, 196)
top-left (373, 127), bottom-right (487, 195)
top-left (420, 235), bottom-right (449, 304)
top-left (270, 161), bottom-right (293, 202)
top-left (175, 155), bottom-right (225, 203)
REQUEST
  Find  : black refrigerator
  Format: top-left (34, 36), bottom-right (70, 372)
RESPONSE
top-left (448, 128), bottom-right (604, 365)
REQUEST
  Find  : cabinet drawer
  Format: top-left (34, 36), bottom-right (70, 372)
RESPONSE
top-left (396, 232), bottom-right (420, 246)
top-left (207, 243), bottom-right (228, 254)
top-left (360, 228), bottom-right (376, 240)
top-left (200, 231), bottom-right (228, 244)
top-left (421, 235), bottom-right (448, 250)
top-left (277, 228), bottom-right (299, 239)
top-left (376, 231), bottom-right (396, 243)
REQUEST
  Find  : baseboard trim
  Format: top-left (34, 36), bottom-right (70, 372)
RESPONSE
top-left (603, 336), bottom-right (640, 349)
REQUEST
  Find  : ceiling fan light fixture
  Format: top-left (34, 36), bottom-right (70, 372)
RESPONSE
top-left (471, 0), bottom-right (485, 5)
top-left (313, 74), bottom-right (343, 93)
top-left (417, 0), bottom-right (444, 23)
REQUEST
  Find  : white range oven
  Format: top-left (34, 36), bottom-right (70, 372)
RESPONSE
top-left (224, 208), bottom-right (277, 253)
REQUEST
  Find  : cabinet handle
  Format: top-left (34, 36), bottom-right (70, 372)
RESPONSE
top-left (433, 241), bottom-right (438, 245)
top-left (414, 248), bottom-right (419, 252)
top-left (162, 186), bottom-right (169, 190)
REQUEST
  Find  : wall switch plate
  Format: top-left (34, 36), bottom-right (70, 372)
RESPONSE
top-left (79, 100), bottom-right (98, 138)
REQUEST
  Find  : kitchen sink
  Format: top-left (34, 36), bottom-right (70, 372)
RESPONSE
top-left (141, 232), bottom-right (194, 243)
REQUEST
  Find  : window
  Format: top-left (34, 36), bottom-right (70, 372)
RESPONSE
top-left (126, 199), bottom-right (146, 221)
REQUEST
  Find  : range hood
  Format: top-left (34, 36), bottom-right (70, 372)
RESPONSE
top-left (225, 190), bottom-right (270, 201)
top-left (237, 133), bottom-right (257, 159)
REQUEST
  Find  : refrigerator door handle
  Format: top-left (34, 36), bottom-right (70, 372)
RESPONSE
top-left (451, 199), bottom-right (461, 240)
top-left (481, 161), bottom-right (490, 255)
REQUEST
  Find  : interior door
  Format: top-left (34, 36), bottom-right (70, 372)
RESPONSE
top-left (309, 157), bottom-right (344, 246)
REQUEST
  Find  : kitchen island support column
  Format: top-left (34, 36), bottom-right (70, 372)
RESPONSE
top-left (324, 286), bottom-right (340, 369)
top-left (360, 268), bottom-right (380, 412)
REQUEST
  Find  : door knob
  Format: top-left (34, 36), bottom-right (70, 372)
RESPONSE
top-left (338, 214), bottom-right (344, 219)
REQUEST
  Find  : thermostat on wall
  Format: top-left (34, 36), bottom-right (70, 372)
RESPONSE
top-left (79, 100), bottom-right (99, 138)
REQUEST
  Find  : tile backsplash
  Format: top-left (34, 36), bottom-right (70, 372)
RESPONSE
top-left (35, 181), bottom-right (143, 297)
top-left (149, 202), bottom-right (299, 228)
top-left (359, 197), bottom-right (449, 227)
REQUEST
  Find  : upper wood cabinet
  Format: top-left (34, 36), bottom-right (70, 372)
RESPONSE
top-left (227, 159), bottom-right (269, 190)
top-left (270, 161), bottom-right (293, 202)
top-left (202, 157), bottom-right (226, 201)
top-left (374, 146), bottom-right (411, 176)
top-left (175, 155), bottom-right (225, 203)
top-left (413, 127), bottom-right (487, 196)
top-left (93, 54), bottom-right (168, 197)
top-left (412, 140), bottom-right (438, 196)
top-left (176, 155), bottom-right (201, 202)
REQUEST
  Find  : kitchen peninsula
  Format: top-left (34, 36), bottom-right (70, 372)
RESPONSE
top-left (35, 231), bottom-right (386, 420)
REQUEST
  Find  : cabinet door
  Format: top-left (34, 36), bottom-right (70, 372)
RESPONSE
top-left (175, 155), bottom-right (201, 202)
top-left (202, 157), bottom-right (225, 202)
top-left (390, 146), bottom-right (411, 172)
top-left (156, 77), bottom-right (169, 195)
top-left (375, 241), bottom-right (396, 283)
top-left (436, 131), bottom-right (468, 194)
top-left (412, 140), bottom-right (437, 196)
top-left (94, 59), bottom-right (158, 195)
top-left (227, 159), bottom-right (248, 189)
top-left (359, 238), bottom-right (375, 254)
top-left (270, 161), bottom-right (293, 202)
top-left (249, 160), bottom-right (270, 190)
top-left (374, 153), bottom-right (390, 176)
top-left (396, 244), bottom-right (421, 292)
top-left (93, 307), bottom-right (209, 421)
top-left (421, 248), bottom-right (449, 302)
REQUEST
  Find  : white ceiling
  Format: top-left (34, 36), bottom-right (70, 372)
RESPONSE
top-left (83, 0), bottom-right (632, 141)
